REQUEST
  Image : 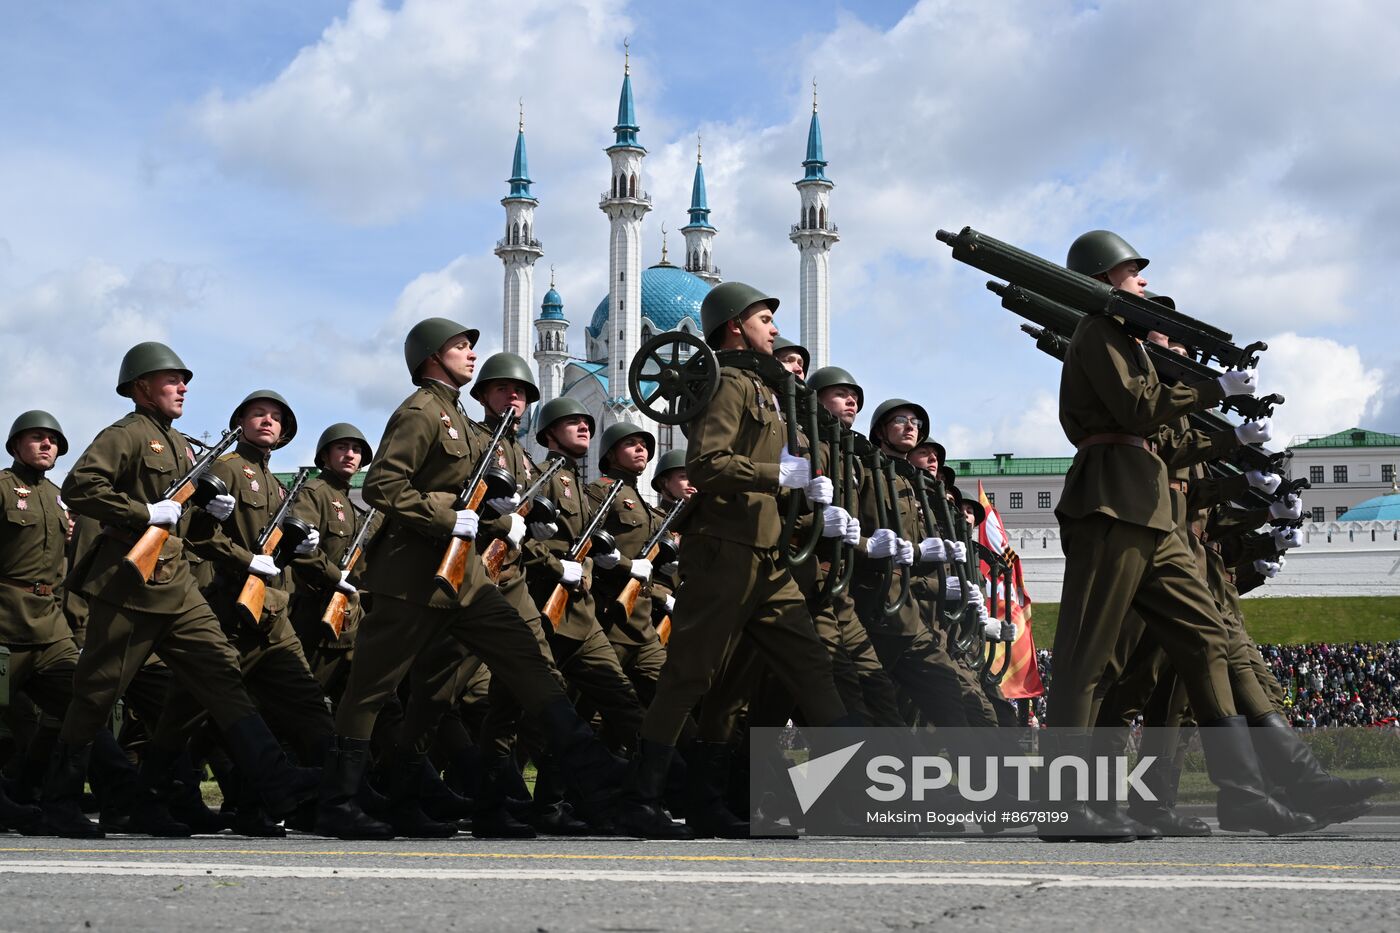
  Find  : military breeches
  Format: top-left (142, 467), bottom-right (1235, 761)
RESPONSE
top-left (1049, 514), bottom-right (1234, 728)
top-left (835, 601), bottom-right (904, 727)
top-left (336, 588), bottom-right (566, 742)
top-left (396, 636), bottom-right (485, 758)
top-left (550, 624), bottom-right (645, 750)
top-left (60, 597), bottom-right (257, 746)
top-left (6, 638), bottom-right (81, 723)
top-left (611, 636), bottom-right (667, 708)
top-left (641, 535), bottom-right (845, 747)
top-left (865, 621), bottom-right (978, 728)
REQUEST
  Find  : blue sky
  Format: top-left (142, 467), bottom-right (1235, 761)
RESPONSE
top-left (1, 0), bottom-right (1396, 472)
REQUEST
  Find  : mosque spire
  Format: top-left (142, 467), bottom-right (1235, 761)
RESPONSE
top-left (508, 98), bottom-right (534, 200)
top-left (802, 79), bottom-right (828, 181)
top-left (612, 38), bottom-right (640, 148)
top-left (686, 134), bottom-right (712, 229)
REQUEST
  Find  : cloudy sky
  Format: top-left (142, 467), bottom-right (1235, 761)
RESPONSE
top-left (2, 0), bottom-right (1396, 472)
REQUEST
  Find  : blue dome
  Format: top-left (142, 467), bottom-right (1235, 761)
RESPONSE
top-left (587, 263), bottom-right (712, 340)
top-left (539, 286), bottom-right (564, 321)
top-left (1339, 492), bottom-right (1400, 521)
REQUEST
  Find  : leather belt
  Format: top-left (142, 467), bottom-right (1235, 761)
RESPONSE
top-left (99, 525), bottom-right (139, 546)
top-left (1076, 433), bottom-right (1157, 453)
top-left (0, 577), bottom-right (55, 597)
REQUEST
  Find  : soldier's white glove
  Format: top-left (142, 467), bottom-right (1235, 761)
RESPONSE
top-left (842, 514), bottom-right (862, 546)
top-left (945, 576), bottom-right (962, 601)
top-left (248, 554), bottom-right (279, 578)
top-left (1246, 470), bottom-right (1282, 495)
top-left (146, 499), bottom-right (183, 526)
top-left (805, 475), bottom-right (833, 507)
top-left (1272, 526), bottom-right (1303, 550)
top-left (821, 506), bottom-right (850, 538)
top-left (485, 493), bottom-right (521, 517)
top-left (204, 493), bottom-right (236, 522)
top-left (778, 448), bottom-right (810, 489)
top-left (592, 548), bottom-right (622, 570)
top-left (335, 569), bottom-right (357, 595)
top-left (559, 560), bottom-right (583, 587)
top-left (528, 520), bottom-right (558, 541)
top-left (949, 539), bottom-right (967, 563)
top-left (1269, 493), bottom-right (1302, 521)
top-left (1002, 620), bottom-right (1020, 643)
top-left (1235, 418), bottom-right (1272, 445)
top-left (895, 538), bottom-right (915, 566)
top-left (452, 509), bottom-right (479, 540)
top-left (1253, 558), bottom-right (1282, 578)
top-left (629, 558), bottom-right (653, 582)
top-left (918, 537), bottom-right (948, 562)
top-left (865, 528), bottom-right (898, 559)
top-left (294, 527), bottom-right (320, 555)
top-left (967, 584), bottom-right (986, 607)
top-left (505, 513), bottom-right (527, 548)
top-left (663, 594), bottom-right (676, 613)
top-left (980, 605), bottom-right (1001, 640)
top-left (1218, 368), bottom-right (1259, 397)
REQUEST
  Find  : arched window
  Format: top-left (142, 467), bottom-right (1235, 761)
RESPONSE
top-left (703, 249), bottom-right (710, 268)
top-left (512, 222), bottom-right (520, 245)
top-left (611, 176), bottom-right (618, 197)
top-left (641, 324), bottom-right (652, 342)
top-left (522, 222), bottom-right (530, 243)
top-left (807, 206), bottom-right (817, 229)
top-left (629, 173), bottom-right (638, 197)
top-left (818, 206), bottom-right (826, 229)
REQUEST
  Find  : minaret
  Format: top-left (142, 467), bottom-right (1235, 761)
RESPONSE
top-left (495, 101), bottom-right (543, 363)
top-left (681, 136), bottom-right (720, 286)
top-left (789, 80), bottom-right (838, 371)
top-left (534, 266), bottom-right (568, 404)
top-left (598, 42), bottom-right (650, 408)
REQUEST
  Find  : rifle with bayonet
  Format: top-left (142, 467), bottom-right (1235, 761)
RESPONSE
top-left (542, 478), bottom-right (626, 629)
top-left (122, 426), bottom-right (243, 583)
top-left (321, 506), bottom-right (378, 639)
top-left (433, 410), bottom-right (519, 597)
top-left (235, 466), bottom-right (315, 628)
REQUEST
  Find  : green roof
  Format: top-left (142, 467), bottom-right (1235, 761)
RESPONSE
top-left (1290, 428), bottom-right (1400, 450)
top-left (953, 455), bottom-right (1073, 477)
top-left (274, 469), bottom-right (364, 489)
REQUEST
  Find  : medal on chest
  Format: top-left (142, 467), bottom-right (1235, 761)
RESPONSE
top-left (14, 486), bottom-right (29, 510)
top-left (249, 479), bottom-right (260, 493)
top-left (16, 498), bottom-right (27, 510)
top-left (149, 440), bottom-right (165, 454)
top-left (187, 447), bottom-right (196, 464)
top-left (561, 474), bottom-right (572, 499)
top-left (440, 411), bottom-right (459, 440)
top-left (332, 499), bottom-right (346, 522)
top-left (622, 497), bottom-right (635, 511)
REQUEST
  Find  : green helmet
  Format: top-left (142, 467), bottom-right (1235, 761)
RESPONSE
top-left (314, 422), bottom-right (373, 468)
top-left (404, 317), bottom-right (480, 381)
top-left (650, 447), bottom-right (687, 492)
top-left (534, 397), bottom-right (595, 447)
top-left (771, 336), bottom-right (810, 374)
top-left (116, 341), bottom-right (192, 397)
top-left (912, 437), bottom-right (947, 468)
top-left (6, 409), bottom-right (68, 457)
top-left (699, 281), bottom-right (779, 347)
top-left (806, 366), bottom-right (864, 412)
top-left (1066, 230), bottom-right (1149, 278)
top-left (868, 398), bottom-right (930, 445)
top-left (229, 389), bottom-right (298, 449)
top-left (468, 352), bottom-right (540, 405)
top-left (598, 421), bottom-right (656, 471)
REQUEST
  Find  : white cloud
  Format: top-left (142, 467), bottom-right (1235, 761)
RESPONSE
top-left (1258, 333), bottom-right (1385, 447)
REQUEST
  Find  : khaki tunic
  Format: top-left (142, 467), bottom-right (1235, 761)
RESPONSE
top-left (0, 463), bottom-right (69, 645)
top-left (587, 470), bottom-right (664, 647)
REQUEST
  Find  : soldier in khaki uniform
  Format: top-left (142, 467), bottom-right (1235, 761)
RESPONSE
top-left (0, 412), bottom-right (186, 836)
top-left (614, 282), bottom-right (851, 839)
top-left (51, 343), bottom-right (319, 838)
top-left (151, 389), bottom-right (333, 835)
top-left (315, 319), bottom-right (623, 840)
top-left (1050, 230), bottom-right (1313, 836)
top-left (289, 423), bottom-right (378, 701)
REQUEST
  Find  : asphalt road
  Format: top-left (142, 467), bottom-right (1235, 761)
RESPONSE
top-left (2, 815), bottom-right (1399, 932)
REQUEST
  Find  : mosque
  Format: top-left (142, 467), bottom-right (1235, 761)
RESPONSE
top-left (491, 53), bottom-right (838, 490)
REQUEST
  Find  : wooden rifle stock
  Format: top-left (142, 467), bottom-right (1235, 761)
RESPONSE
top-left (656, 614), bottom-right (671, 645)
top-left (321, 544), bottom-right (362, 639)
top-left (124, 482), bottom-right (197, 583)
top-left (616, 542), bottom-right (661, 616)
top-left (434, 480), bottom-right (489, 598)
top-left (235, 526), bottom-right (283, 627)
top-left (543, 537), bottom-right (592, 630)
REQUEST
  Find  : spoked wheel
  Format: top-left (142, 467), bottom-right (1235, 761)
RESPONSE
top-left (628, 331), bottom-right (720, 425)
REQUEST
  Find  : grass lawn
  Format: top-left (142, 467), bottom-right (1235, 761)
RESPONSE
top-left (1024, 597), bottom-right (1400, 649)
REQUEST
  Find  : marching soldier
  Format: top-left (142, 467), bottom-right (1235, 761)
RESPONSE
top-left (1049, 229), bottom-right (1313, 836)
top-left (314, 318), bottom-right (624, 840)
top-left (51, 343), bottom-right (319, 837)
top-left (153, 389), bottom-right (334, 835)
top-left (289, 423), bottom-right (379, 701)
top-left (614, 282), bottom-right (852, 839)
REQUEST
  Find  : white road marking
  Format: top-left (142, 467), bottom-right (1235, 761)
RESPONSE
top-left (1, 860), bottom-right (1398, 891)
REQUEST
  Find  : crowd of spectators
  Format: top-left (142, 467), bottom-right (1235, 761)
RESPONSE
top-left (1021, 642), bottom-right (1400, 728)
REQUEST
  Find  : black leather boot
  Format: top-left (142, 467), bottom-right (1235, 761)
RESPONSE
top-left (222, 714), bottom-right (320, 818)
top-left (384, 754), bottom-right (457, 838)
top-left (1251, 712), bottom-right (1386, 823)
top-left (91, 732), bottom-right (190, 838)
top-left (538, 697), bottom-right (627, 830)
top-left (142, 746), bottom-right (229, 835)
top-left (1126, 752), bottom-right (1209, 837)
top-left (683, 741), bottom-right (749, 839)
top-left (1201, 717), bottom-right (1317, 835)
top-left (418, 757), bottom-right (474, 824)
top-left (40, 742), bottom-right (103, 838)
top-left (313, 736), bottom-right (395, 840)
top-left (613, 739), bottom-right (694, 840)
top-left (1037, 733), bottom-right (1135, 843)
top-left (0, 781), bottom-right (44, 834)
top-left (472, 755), bottom-right (537, 839)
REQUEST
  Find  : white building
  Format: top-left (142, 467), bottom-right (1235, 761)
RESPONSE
top-left (1284, 428), bottom-right (1400, 522)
